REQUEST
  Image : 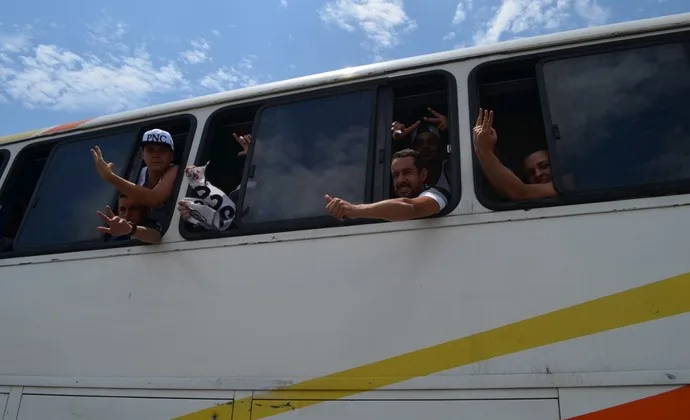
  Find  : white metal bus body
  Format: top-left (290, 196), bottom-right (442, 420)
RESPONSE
top-left (0, 13), bottom-right (689, 420)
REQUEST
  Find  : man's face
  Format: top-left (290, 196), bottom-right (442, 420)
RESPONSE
top-left (391, 156), bottom-right (426, 198)
top-left (142, 144), bottom-right (173, 172)
top-left (117, 196), bottom-right (146, 225)
top-left (412, 133), bottom-right (440, 161)
top-left (523, 150), bottom-right (552, 184)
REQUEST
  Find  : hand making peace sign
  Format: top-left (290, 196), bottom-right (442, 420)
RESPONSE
top-left (472, 108), bottom-right (498, 152)
top-left (90, 146), bottom-right (115, 181)
top-left (233, 133), bottom-right (252, 156)
top-left (96, 205), bottom-right (134, 237)
top-left (424, 107), bottom-right (448, 131)
top-left (391, 120), bottom-right (420, 142)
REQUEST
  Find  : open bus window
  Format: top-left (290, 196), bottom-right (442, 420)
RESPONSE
top-left (12, 131), bottom-right (138, 252)
top-left (238, 89), bottom-right (375, 226)
top-left (472, 58), bottom-right (551, 208)
top-left (389, 73), bottom-right (455, 201)
top-left (178, 103), bottom-right (261, 236)
top-left (538, 41), bottom-right (690, 194)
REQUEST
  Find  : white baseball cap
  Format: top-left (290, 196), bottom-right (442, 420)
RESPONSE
top-left (141, 128), bottom-right (174, 151)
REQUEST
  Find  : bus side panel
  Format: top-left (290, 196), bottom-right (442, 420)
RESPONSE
top-left (0, 203), bottom-right (688, 388)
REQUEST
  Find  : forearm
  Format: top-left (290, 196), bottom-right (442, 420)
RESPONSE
top-left (352, 199), bottom-right (416, 222)
top-left (132, 226), bottom-right (161, 244)
top-left (475, 148), bottom-right (529, 200)
top-left (107, 174), bottom-right (164, 208)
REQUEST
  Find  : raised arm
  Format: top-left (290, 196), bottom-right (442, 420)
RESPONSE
top-left (472, 109), bottom-right (556, 201)
top-left (91, 146), bottom-right (178, 208)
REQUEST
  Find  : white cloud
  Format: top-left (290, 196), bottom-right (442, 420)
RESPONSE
top-left (0, 44), bottom-right (187, 112)
top-left (199, 57), bottom-right (258, 92)
top-left (211, 29), bottom-right (221, 37)
top-left (0, 32), bottom-right (32, 53)
top-left (280, 0), bottom-right (288, 6)
top-left (453, 0), bottom-right (473, 24)
top-left (85, 19), bottom-right (127, 45)
top-left (472, 0), bottom-right (610, 46)
top-left (443, 32), bottom-right (456, 41)
top-left (318, 0), bottom-right (416, 50)
top-left (180, 38), bottom-right (211, 64)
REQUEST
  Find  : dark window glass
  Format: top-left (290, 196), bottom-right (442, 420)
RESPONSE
top-left (541, 42), bottom-right (690, 192)
top-left (14, 131), bottom-right (137, 250)
top-left (0, 150), bottom-right (6, 178)
top-left (241, 90), bottom-right (374, 224)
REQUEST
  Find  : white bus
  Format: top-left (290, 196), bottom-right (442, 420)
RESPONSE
top-left (1, 12), bottom-right (689, 420)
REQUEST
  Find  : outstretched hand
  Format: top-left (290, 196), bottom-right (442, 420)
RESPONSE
top-left (324, 195), bottom-right (357, 221)
top-left (472, 108), bottom-right (498, 152)
top-left (96, 205), bottom-right (133, 237)
top-left (90, 146), bottom-right (115, 180)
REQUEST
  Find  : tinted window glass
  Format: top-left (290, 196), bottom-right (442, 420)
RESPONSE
top-left (14, 131), bottom-right (136, 250)
top-left (541, 42), bottom-right (690, 192)
top-left (241, 90), bottom-right (374, 224)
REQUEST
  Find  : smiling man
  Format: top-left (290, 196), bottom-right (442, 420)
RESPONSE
top-left (324, 149), bottom-right (449, 222)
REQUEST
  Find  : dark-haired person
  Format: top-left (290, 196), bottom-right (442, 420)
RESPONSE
top-left (324, 149), bottom-right (449, 222)
top-left (91, 128), bottom-right (179, 209)
top-left (391, 107), bottom-right (451, 191)
top-left (96, 193), bottom-right (162, 244)
top-left (472, 108), bottom-right (557, 200)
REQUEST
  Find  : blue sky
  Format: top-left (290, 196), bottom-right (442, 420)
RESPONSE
top-left (0, 0), bottom-right (688, 136)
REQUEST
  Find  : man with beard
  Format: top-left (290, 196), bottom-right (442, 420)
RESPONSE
top-left (472, 108), bottom-right (557, 200)
top-left (324, 149), bottom-right (449, 222)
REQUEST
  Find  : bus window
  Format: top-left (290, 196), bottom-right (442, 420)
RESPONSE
top-left (11, 131), bottom-right (138, 252)
top-left (0, 143), bottom-right (55, 255)
top-left (238, 89), bottom-right (376, 227)
top-left (539, 41), bottom-right (690, 194)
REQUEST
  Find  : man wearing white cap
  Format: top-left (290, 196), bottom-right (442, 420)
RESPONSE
top-left (91, 128), bottom-right (179, 210)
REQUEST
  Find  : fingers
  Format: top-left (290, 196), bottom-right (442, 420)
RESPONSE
top-left (96, 210), bottom-right (112, 223)
top-left (403, 120), bottom-right (421, 136)
top-left (105, 205), bottom-right (115, 218)
top-left (324, 194), bottom-right (333, 203)
top-left (482, 109), bottom-right (491, 130)
top-left (488, 109), bottom-right (494, 127)
top-left (96, 226), bottom-right (111, 234)
top-left (476, 108), bottom-right (483, 127)
top-left (428, 107), bottom-right (442, 117)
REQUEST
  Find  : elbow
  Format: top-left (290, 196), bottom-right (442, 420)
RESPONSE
top-left (142, 196), bottom-right (166, 208)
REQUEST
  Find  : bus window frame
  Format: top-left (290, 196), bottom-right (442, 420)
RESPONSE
top-left (383, 69), bottom-right (461, 217)
top-left (535, 30), bottom-right (690, 203)
top-left (468, 29), bottom-right (690, 212)
top-left (0, 114), bottom-right (197, 259)
top-left (234, 81), bottom-right (381, 234)
top-left (0, 149), bottom-right (9, 181)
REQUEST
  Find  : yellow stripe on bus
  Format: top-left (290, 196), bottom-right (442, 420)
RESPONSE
top-left (174, 271), bottom-right (690, 420)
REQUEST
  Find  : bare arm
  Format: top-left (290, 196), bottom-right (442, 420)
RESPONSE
top-left (107, 165), bottom-right (178, 208)
top-left (475, 147), bottom-right (556, 200)
top-left (472, 109), bottom-right (557, 201)
top-left (96, 207), bottom-right (162, 245)
top-left (129, 225), bottom-right (161, 244)
top-left (325, 195), bottom-right (441, 222)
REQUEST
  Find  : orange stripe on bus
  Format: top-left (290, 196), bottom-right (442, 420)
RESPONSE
top-left (568, 385), bottom-right (690, 420)
top-left (42, 119), bottom-right (91, 135)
